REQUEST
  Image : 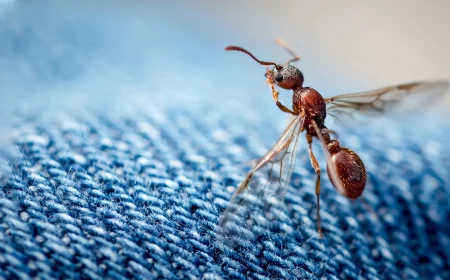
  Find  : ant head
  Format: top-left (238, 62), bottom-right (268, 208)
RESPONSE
top-left (270, 64), bottom-right (304, 90)
top-left (225, 46), bottom-right (304, 90)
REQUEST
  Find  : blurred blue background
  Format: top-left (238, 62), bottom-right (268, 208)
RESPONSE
top-left (1, 0), bottom-right (449, 145)
top-left (1, 1), bottom-right (450, 279)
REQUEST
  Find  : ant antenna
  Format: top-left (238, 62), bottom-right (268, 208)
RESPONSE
top-left (225, 46), bottom-right (282, 70)
top-left (274, 37), bottom-right (300, 64)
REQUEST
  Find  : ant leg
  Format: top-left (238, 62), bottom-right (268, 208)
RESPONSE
top-left (265, 66), bottom-right (273, 80)
top-left (277, 101), bottom-right (296, 115)
top-left (265, 65), bottom-right (298, 115)
top-left (267, 78), bottom-right (297, 115)
top-left (275, 37), bottom-right (300, 64)
top-left (306, 134), bottom-right (323, 238)
top-left (265, 70), bottom-right (278, 102)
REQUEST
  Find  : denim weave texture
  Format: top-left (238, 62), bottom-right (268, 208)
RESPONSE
top-left (0, 107), bottom-right (449, 280)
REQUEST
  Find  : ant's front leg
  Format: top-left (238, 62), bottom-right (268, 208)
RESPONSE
top-left (266, 72), bottom-right (298, 115)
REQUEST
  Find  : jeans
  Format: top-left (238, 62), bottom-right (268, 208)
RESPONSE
top-left (0, 106), bottom-right (449, 280)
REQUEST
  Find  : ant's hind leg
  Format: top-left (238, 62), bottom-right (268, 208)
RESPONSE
top-left (306, 134), bottom-right (323, 238)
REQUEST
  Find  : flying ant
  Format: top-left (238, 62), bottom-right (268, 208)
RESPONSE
top-left (218, 38), bottom-right (448, 243)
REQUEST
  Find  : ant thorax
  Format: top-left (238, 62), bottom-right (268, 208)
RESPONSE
top-left (293, 87), bottom-right (327, 132)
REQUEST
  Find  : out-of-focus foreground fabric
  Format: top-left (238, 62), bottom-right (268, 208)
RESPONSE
top-left (1, 1), bottom-right (450, 279)
top-left (0, 105), bottom-right (449, 279)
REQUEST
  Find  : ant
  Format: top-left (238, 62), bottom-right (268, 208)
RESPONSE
top-left (218, 38), bottom-right (448, 239)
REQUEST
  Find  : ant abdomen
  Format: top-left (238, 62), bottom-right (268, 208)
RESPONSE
top-left (326, 148), bottom-right (366, 199)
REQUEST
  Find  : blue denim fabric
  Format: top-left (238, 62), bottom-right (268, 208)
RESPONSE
top-left (1, 1), bottom-right (449, 279)
top-left (0, 107), bottom-right (449, 280)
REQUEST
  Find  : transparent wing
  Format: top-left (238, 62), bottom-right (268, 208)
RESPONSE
top-left (325, 80), bottom-right (449, 125)
top-left (216, 116), bottom-right (304, 248)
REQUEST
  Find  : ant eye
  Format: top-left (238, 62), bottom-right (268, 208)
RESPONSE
top-left (275, 73), bottom-right (283, 82)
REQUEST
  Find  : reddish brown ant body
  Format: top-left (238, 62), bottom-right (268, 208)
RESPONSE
top-left (218, 39), bottom-right (448, 240)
